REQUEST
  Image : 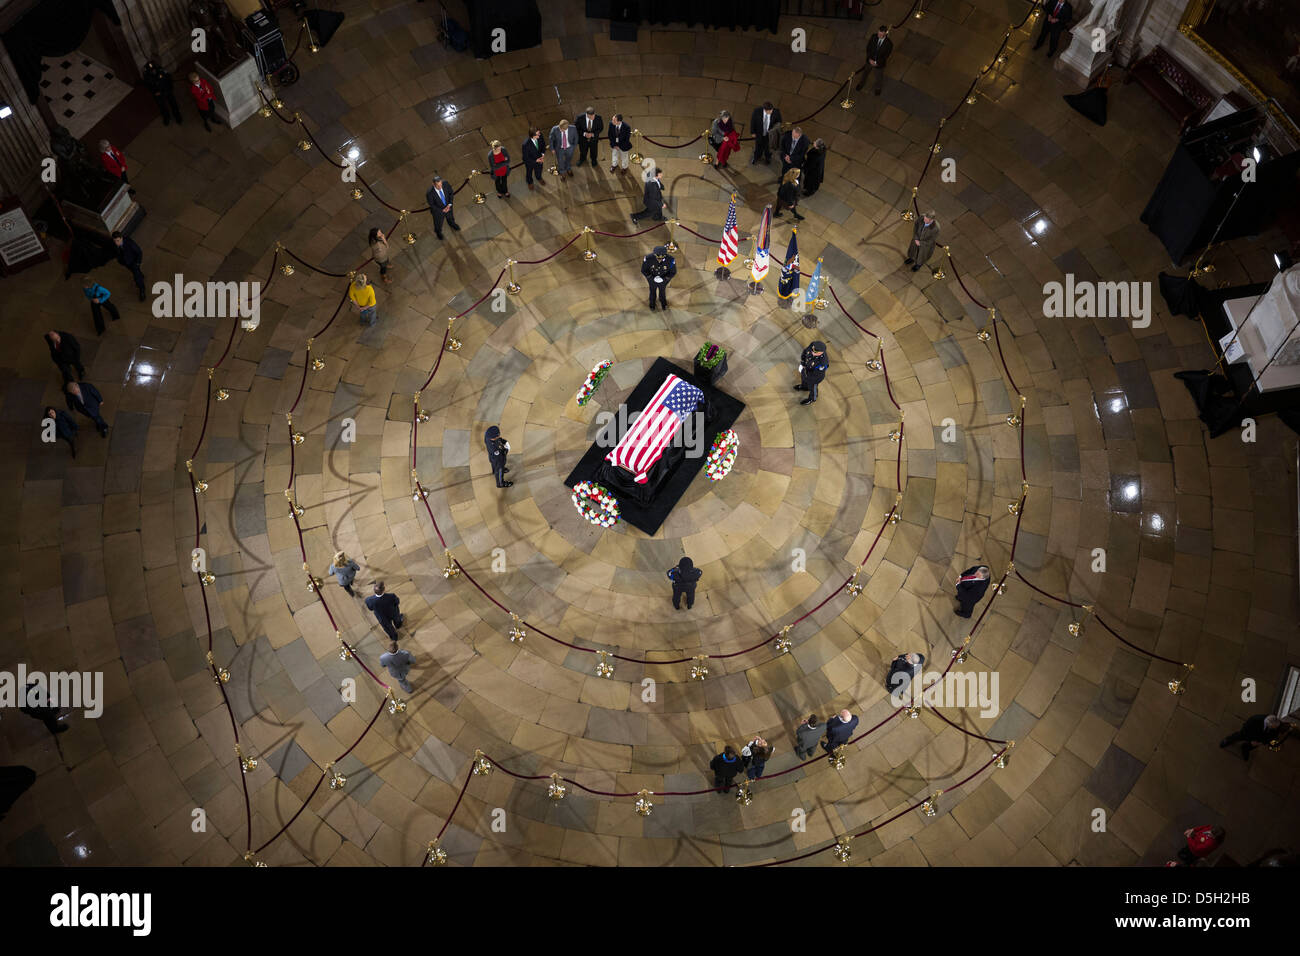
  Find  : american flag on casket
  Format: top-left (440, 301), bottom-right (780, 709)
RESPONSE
top-left (605, 374), bottom-right (704, 484)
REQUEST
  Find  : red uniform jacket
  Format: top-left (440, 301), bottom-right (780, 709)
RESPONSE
top-left (189, 78), bottom-right (216, 109)
top-left (100, 146), bottom-right (127, 178)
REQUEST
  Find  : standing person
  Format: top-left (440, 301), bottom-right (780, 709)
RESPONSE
top-left (821, 708), bottom-right (859, 753)
top-left (773, 169), bottom-right (804, 220)
top-left (112, 231), bottom-right (146, 301)
top-left (82, 278), bottom-right (120, 335)
top-left (666, 556), bottom-right (701, 609)
top-left (485, 425), bottom-right (512, 488)
top-left (1176, 825), bottom-right (1225, 866)
top-left (641, 245), bottom-right (676, 311)
top-left (328, 550), bottom-right (360, 596)
top-left (749, 101), bottom-right (782, 165)
top-left (794, 714), bottom-right (824, 759)
top-left (794, 340), bottom-right (829, 406)
top-left (487, 140), bottom-right (511, 198)
top-left (904, 211), bottom-right (940, 272)
top-left (630, 167), bottom-right (666, 224)
top-left (887, 652), bottom-right (926, 698)
top-left (65, 380), bottom-right (108, 437)
top-left (802, 139), bottom-right (826, 196)
top-left (368, 227), bottom-right (393, 284)
top-left (1219, 713), bottom-right (1289, 761)
top-left (187, 72), bottom-right (223, 131)
top-left (522, 127), bottom-right (547, 190)
top-left (709, 745), bottom-right (746, 794)
top-left (143, 59), bottom-right (182, 125)
top-left (42, 405), bottom-right (79, 458)
top-left (1033, 0), bottom-right (1073, 58)
top-left (742, 735), bottom-right (773, 780)
top-left (349, 274), bottom-right (378, 327)
top-left (425, 174), bottom-right (459, 240)
top-left (954, 564), bottom-right (991, 618)
top-left (575, 106), bottom-right (604, 168)
top-left (379, 641), bottom-right (415, 693)
top-left (709, 110), bottom-right (740, 169)
top-left (779, 125), bottom-right (808, 179)
top-left (365, 582), bottom-right (404, 640)
top-left (549, 119), bottom-right (576, 178)
top-left (98, 140), bottom-right (133, 195)
top-left (44, 330), bottom-right (84, 383)
top-left (608, 114), bottom-right (632, 173)
top-left (855, 25), bottom-right (894, 95)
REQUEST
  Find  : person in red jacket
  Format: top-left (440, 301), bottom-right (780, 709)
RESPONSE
top-left (187, 72), bottom-right (224, 132)
top-left (1173, 825), bottom-right (1225, 865)
top-left (98, 139), bottom-right (135, 197)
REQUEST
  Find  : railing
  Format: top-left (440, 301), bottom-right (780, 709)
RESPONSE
top-left (779, 0), bottom-right (867, 21)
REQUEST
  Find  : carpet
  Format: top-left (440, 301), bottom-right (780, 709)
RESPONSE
top-left (564, 357), bottom-right (746, 535)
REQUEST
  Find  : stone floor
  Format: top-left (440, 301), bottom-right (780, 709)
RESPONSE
top-left (1, 0), bottom-right (1297, 867)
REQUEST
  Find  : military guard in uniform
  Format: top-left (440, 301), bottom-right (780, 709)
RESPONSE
top-left (795, 340), bottom-right (829, 405)
top-left (485, 425), bottom-right (512, 488)
top-left (641, 245), bottom-right (677, 311)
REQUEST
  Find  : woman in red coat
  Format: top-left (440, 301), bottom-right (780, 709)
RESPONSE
top-left (187, 72), bottom-right (224, 132)
top-left (99, 140), bottom-right (127, 181)
top-left (487, 140), bottom-right (510, 198)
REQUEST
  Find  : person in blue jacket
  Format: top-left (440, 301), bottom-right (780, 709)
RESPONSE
top-left (82, 278), bottom-right (120, 334)
top-left (328, 550), bottom-right (360, 596)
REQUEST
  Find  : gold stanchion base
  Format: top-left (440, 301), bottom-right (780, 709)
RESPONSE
top-left (446, 338), bottom-right (462, 352)
top-left (506, 282), bottom-right (521, 295)
top-left (840, 96), bottom-right (855, 109)
top-left (698, 153), bottom-right (712, 164)
top-left (473, 193), bottom-right (486, 204)
top-left (901, 210), bottom-right (916, 221)
top-left (583, 250), bottom-right (597, 262)
top-left (665, 241), bottom-right (678, 253)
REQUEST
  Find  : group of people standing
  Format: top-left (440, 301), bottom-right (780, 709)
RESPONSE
top-left (41, 330), bottom-right (110, 456)
top-left (326, 551), bottom-right (417, 694)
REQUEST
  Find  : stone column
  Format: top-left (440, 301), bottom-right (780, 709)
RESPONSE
top-left (108, 0), bottom-right (194, 72)
top-left (0, 43), bottom-right (55, 209)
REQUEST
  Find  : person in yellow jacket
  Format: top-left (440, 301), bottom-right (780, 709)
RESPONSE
top-left (349, 273), bottom-right (378, 326)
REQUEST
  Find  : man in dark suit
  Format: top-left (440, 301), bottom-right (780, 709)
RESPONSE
top-left (795, 340), bottom-right (829, 406)
top-left (749, 101), bottom-right (782, 165)
top-left (641, 245), bottom-right (676, 311)
top-left (608, 113), bottom-right (633, 173)
top-left (65, 380), bottom-right (108, 437)
top-left (666, 556), bottom-right (701, 609)
top-left (45, 330), bottom-right (84, 383)
top-left (43, 405), bottom-right (79, 457)
top-left (485, 425), bottom-right (512, 488)
top-left (955, 565), bottom-right (991, 618)
top-left (1219, 713), bottom-right (1292, 762)
top-left (821, 709), bottom-right (859, 753)
top-left (425, 174), bottom-right (460, 239)
top-left (855, 25), bottom-right (894, 95)
top-left (521, 128), bottom-right (546, 190)
top-left (1033, 0), bottom-right (1073, 58)
top-left (887, 652), bottom-right (926, 699)
top-left (111, 230), bottom-right (146, 301)
top-left (365, 582), bottom-right (404, 641)
top-left (575, 106), bottom-right (604, 168)
top-left (780, 126), bottom-right (808, 179)
top-left (630, 167), bottom-right (666, 224)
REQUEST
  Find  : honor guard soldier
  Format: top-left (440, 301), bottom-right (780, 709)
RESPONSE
top-left (795, 340), bottom-right (829, 405)
top-left (641, 245), bottom-right (677, 311)
top-left (485, 425), bottom-right (512, 488)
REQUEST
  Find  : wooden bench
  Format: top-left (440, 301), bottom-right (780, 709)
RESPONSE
top-left (1125, 44), bottom-right (1213, 133)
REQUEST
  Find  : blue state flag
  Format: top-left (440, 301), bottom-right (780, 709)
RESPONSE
top-left (778, 228), bottom-right (800, 299)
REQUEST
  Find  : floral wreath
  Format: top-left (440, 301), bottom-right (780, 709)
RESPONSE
top-left (576, 359), bottom-right (613, 406)
top-left (705, 429), bottom-right (739, 481)
top-left (572, 480), bottom-right (620, 527)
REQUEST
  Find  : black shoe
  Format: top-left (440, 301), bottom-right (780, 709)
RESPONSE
top-left (904, 257), bottom-right (915, 264)
top-left (436, 233), bottom-right (444, 240)
top-left (794, 385), bottom-right (807, 391)
top-left (502, 467), bottom-right (510, 473)
top-left (800, 398), bottom-right (814, 405)
top-left (1218, 737), bottom-right (1231, 748)
top-left (499, 480), bottom-right (513, 488)
top-left (450, 223), bottom-right (460, 231)
top-left (793, 213), bottom-right (805, 221)
top-left (98, 425), bottom-right (108, 437)
top-left (773, 211), bottom-right (783, 218)
top-left (955, 609), bottom-right (972, 618)
top-left (649, 303), bottom-right (656, 311)
top-left (855, 82), bottom-right (865, 92)
top-left (138, 289), bottom-right (146, 301)
top-left (660, 300), bottom-right (668, 308)
top-left (912, 265), bottom-right (921, 272)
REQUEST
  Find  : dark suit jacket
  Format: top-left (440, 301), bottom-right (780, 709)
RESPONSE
top-left (575, 113), bottom-right (604, 139)
top-left (608, 122), bottom-right (632, 151)
top-left (1043, 0), bottom-right (1072, 26)
top-left (486, 434), bottom-right (509, 471)
top-left (365, 592), bottom-right (401, 623)
top-left (50, 409), bottom-right (79, 440)
top-left (641, 252), bottom-right (676, 281)
top-left (750, 106), bottom-right (782, 139)
top-left (116, 237), bottom-right (143, 268)
top-left (522, 136), bottom-right (546, 166)
top-left (777, 181), bottom-right (800, 207)
top-left (667, 565), bottom-right (701, 588)
top-left (709, 752), bottom-right (746, 782)
top-left (800, 345), bottom-right (828, 383)
top-left (780, 131), bottom-right (808, 167)
top-left (956, 565), bottom-right (991, 604)
top-left (866, 34), bottom-right (893, 67)
top-left (47, 332), bottom-right (81, 368)
top-left (825, 714), bottom-right (859, 746)
top-left (425, 184), bottom-right (453, 215)
top-left (641, 178), bottom-right (664, 215)
top-left (66, 383), bottom-right (103, 419)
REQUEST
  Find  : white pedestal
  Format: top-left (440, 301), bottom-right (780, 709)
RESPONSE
top-left (198, 55), bottom-right (262, 129)
top-left (1055, 27), bottom-right (1117, 88)
top-left (63, 182), bottom-right (142, 239)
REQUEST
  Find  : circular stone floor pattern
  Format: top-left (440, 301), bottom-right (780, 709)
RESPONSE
top-left (1, 0), bottom-right (1297, 869)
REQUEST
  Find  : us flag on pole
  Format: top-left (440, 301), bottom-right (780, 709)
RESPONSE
top-left (751, 206), bottom-right (771, 282)
top-left (717, 194), bottom-right (739, 266)
top-left (606, 374), bottom-right (703, 484)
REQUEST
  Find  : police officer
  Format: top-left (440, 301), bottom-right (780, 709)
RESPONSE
top-left (641, 245), bottom-right (676, 311)
top-left (795, 340), bottom-right (829, 405)
top-left (667, 557), bottom-right (702, 610)
top-left (485, 425), bottom-right (512, 488)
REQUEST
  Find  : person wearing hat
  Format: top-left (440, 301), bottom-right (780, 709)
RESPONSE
top-left (487, 140), bottom-right (511, 197)
top-left (631, 167), bottom-right (666, 224)
top-left (576, 106), bottom-right (604, 168)
top-left (905, 211), bottom-right (940, 272)
top-left (485, 425), bottom-right (512, 488)
top-left (143, 59), bottom-right (182, 126)
top-left (549, 119), bottom-right (576, 177)
top-left (795, 341), bottom-right (829, 405)
top-left (641, 245), bottom-right (677, 311)
top-left (667, 556), bottom-right (702, 609)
